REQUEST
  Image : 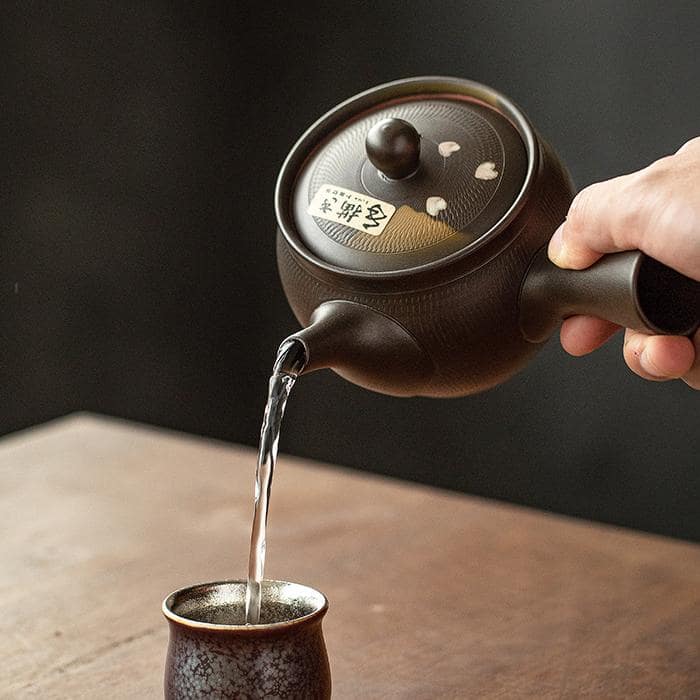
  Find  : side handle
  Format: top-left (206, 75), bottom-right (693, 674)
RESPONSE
top-left (519, 247), bottom-right (700, 344)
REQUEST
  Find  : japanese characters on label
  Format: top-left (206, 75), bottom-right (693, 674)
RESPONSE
top-left (308, 185), bottom-right (396, 236)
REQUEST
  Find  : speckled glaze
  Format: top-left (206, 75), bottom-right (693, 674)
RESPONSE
top-left (163, 580), bottom-right (331, 699)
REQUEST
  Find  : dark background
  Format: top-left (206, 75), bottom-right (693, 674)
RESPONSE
top-left (2, 2), bottom-right (698, 539)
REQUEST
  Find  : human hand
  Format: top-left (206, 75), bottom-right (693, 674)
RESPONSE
top-left (547, 137), bottom-right (700, 388)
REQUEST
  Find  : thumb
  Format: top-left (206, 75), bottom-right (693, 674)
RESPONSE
top-left (548, 176), bottom-right (639, 270)
top-left (548, 146), bottom-right (700, 280)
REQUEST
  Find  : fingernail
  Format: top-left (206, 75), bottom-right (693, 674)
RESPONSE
top-left (547, 224), bottom-right (566, 266)
top-left (640, 346), bottom-right (666, 378)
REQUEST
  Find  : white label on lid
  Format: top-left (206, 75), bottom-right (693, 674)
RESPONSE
top-left (307, 185), bottom-right (396, 236)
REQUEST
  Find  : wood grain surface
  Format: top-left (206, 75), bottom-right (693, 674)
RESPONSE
top-left (1, 414), bottom-right (699, 699)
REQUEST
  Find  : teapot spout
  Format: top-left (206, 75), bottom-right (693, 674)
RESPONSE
top-left (272, 337), bottom-right (309, 376)
top-left (282, 300), bottom-right (433, 397)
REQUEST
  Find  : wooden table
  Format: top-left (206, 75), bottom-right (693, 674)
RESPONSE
top-left (2, 414), bottom-right (699, 698)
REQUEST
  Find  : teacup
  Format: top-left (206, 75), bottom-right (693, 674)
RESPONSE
top-left (162, 579), bottom-right (331, 699)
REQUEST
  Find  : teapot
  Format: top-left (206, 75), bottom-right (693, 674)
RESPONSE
top-left (274, 77), bottom-right (699, 396)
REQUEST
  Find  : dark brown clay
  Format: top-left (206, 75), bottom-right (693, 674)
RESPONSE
top-left (163, 580), bottom-right (331, 699)
top-left (275, 76), bottom-right (700, 397)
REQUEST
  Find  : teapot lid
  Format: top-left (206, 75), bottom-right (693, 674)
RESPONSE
top-left (276, 77), bottom-right (535, 274)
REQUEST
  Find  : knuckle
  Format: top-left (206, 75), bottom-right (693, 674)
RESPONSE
top-left (617, 178), bottom-right (642, 220)
top-left (676, 136), bottom-right (700, 155)
top-left (567, 185), bottom-right (596, 229)
top-left (633, 159), bottom-right (697, 255)
top-left (638, 155), bottom-right (674, 185)
top-left (611, 171), bottom-right (659, 248)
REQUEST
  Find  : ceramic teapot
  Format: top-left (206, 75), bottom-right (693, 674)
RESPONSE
top-left (274, 77), bottom-right (699, 396)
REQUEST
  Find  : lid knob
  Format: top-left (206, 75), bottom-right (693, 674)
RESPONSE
top-left (365, 118), bottom-right (421, 180)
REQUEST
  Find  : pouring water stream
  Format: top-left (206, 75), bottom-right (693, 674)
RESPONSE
top-left (244, 339), bottom-right (306, 625)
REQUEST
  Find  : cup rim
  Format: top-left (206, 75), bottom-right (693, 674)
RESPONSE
top-left (162, 579), bottom-right (329, 632)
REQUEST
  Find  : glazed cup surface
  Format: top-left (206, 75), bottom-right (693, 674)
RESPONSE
top-left (163, 580), bottom-right (331, 699)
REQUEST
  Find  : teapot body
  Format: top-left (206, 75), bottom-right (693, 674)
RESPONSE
top-left (275, 77), bottom-right (698, 397)
top-left (277, 139), bottom-right (574, 397)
